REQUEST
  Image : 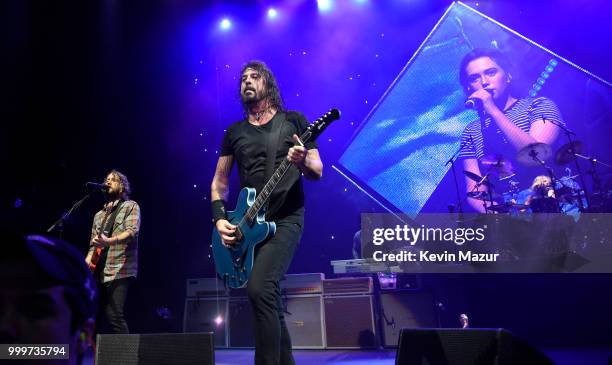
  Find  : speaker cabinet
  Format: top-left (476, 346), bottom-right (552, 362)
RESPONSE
top-left (95, 333), bottom-right (214, 365)
top-left (395, 328), bottom-right (554, 365)
top-left (380, 291), bottom-right (437, 347)
top-left (183, 297), bottom-right (228, 347)
top-left (324, 294), bottom-right (378, 348)
top-left (228, 295), bottom-right (326, 349)
top-left (284, 294), bottom-right (326, 349)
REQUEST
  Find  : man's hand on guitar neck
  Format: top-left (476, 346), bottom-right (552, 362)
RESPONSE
top-left (287, 134), bottom-right (307, 166)
top-left (216, 219), bottom-right (237, 247)
top-left (287, 134), bottom-right (323, 180)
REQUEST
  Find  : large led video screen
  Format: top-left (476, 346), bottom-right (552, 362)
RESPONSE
top-left (336, 2), bottom-right (612, 215)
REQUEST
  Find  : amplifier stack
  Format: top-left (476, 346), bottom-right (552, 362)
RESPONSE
top-left (183, 273), bottom-right (326, 349)
top-left (183, 273), bottom-right (436, 349)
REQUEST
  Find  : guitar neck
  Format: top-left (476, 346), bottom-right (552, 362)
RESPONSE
top-left (243, 159), bottom-right (292, 224)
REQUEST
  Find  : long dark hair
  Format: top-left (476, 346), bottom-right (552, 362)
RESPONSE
top-left (239, 60), bottom-right (285, 115)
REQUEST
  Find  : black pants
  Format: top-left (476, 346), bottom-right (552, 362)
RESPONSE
top-left (98, 277), bottom-right (132, 334)
top-left (247, 221), bottom-right (302, 365)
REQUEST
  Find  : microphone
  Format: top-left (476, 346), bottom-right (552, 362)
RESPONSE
top-left (464, 98), bottom-right (482, 109)
top-left (85, 182), bottom-right (109, 192)
top-left (465, 89), bottom-right (493, 109)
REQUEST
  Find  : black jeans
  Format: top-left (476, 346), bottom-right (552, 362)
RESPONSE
top-left (99, 277), bottom-right (132, 334)
top-left (247, 221), bottom-right (302, 365)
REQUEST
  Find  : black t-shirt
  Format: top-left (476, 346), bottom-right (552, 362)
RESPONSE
top-left (220, 111), bottom-right (318, 225)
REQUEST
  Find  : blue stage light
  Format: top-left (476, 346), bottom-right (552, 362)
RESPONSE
top-left (267, 8), bottom-right (278, 19)
top-left (219, 18), bottom-right (232, 31)
top-left (317, 0), bottom-right (333, 13)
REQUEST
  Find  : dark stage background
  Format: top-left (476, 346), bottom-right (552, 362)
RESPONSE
top-left (2, 0), bottom-right (612, 348)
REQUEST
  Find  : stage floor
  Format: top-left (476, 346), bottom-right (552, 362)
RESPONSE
top-left (82, 346), bottom-right (612, 364)
top-left (213, 348), bottom-right (612, 365)
top-left (216, 349), bottom-right (395, 365)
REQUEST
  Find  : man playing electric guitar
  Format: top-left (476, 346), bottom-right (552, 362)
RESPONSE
top-left (211, 60), bottom-right (323, 365)
top-left (85, 169), bottom-right (140, 334)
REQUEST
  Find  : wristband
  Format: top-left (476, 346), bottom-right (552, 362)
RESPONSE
top-left (212, 200), bottom-right (227, 224)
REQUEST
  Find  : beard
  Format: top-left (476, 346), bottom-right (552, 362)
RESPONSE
top-left (104, 190), bottom-right (121, 201)
top-left (241, 88), bottom-right (267, 106)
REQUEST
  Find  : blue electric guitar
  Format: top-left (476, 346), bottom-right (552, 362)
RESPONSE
top-left (212, 108), bottom-right (340, 288)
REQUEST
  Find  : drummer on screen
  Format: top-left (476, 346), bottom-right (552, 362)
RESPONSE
top-left (457, 48), bottom-right (564, 212)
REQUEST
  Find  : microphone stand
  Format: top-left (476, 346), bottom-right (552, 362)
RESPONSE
top-left (475, 174), bottom-right (493, 213)
top-left (446, 144), bottom-right (465, 215)
top-left (572, 152), bottom-right (612, 211)
top-left (476, 107), bottom-right (494, 213)
top-left (543, 117), bottom-right (589, 210)
top-left (47, 192), bottom-right (93, 239)
top-left (574, 153), bottom-right (611, 193)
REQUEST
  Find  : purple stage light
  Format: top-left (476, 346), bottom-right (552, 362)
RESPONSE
top-left (267, 8), bottom-right (278, 19)
top-left (219, 18), bottom-right (232, 31)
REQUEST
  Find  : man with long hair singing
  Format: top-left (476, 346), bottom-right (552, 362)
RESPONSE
top-left (85, 169), bottom-right (140, 334)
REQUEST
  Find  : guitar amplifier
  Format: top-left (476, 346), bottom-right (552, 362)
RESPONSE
top-left (186, 277), bottom-right (228, 297)
top-left (281, 273), bottom-right (325, 295)
top-left (227, 273), bottom-right (325, 297)
top-left (183, 297), bottom-right (228, 348)
top-left (228, 297), bottom-right (254, 348)
top-left (284, 294), bottom-right (326, 349)
top-left (322, 277), bottom-right (373, 296)
top-left (324, 294), bottom-right (378, 348)
top-left (228, 287), bottom-right (248, 297)
top-left (227, 295), bottom-right (327, 349)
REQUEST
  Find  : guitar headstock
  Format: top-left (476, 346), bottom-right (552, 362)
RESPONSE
top-left (302, 108), bottom-right (341, 143)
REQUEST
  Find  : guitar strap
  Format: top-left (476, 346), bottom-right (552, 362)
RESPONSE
top-left (101, 199), bottom-right (125, 236)
top-left (262, 112), bottom-right (286, 218)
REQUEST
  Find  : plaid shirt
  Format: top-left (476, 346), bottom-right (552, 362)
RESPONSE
top-left (88, 200), bottom-right (141, 283)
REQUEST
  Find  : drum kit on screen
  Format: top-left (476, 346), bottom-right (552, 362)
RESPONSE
top-left (465, 140), bottom-right (612, 216)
